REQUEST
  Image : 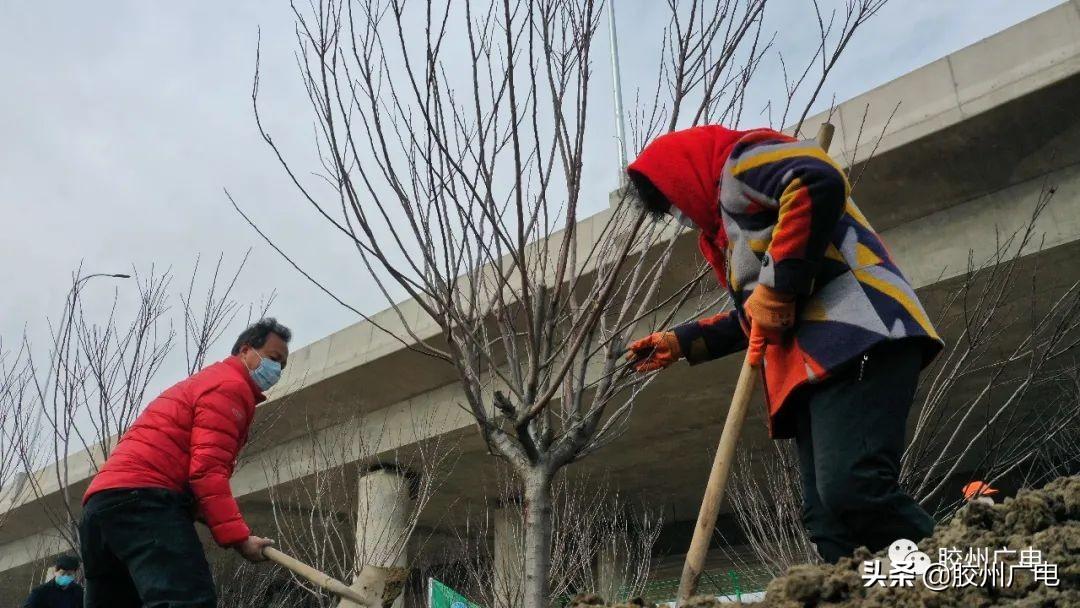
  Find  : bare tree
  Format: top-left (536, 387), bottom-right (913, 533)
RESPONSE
top-left (723, 441), bottom-right (814, 578)
top-left (0, 339), bottom-right (30, 531)
top-left (181, 251), bottom-right (268, 375)
top-left (239, 1), bottom-right (884, 604)
top-left (548, 480), bottom-right (662, 604)
top-left (257, 411), bottom-right (456, 607)
top-left (902, 184), bottom-right (1080, 512)
top-left (215, 560), bottom-right (303, 608)
top-left (4, 257), bottom-right (257, 554)
top-left (1021, 393), bottom-right (1080, 487)
top-left (6, 268), bottom-right (170, 549)
top-left (428, 470), bottom-right (662, 608)
top-left (207, 407), bottom-right (457, 607)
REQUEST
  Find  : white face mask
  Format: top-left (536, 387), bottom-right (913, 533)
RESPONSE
top-left (669, 206), bottom-right (697, 230)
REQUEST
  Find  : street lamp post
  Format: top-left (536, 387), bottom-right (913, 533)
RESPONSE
top-left (64, 272), bottom-right (132, 317)
top-left (608, 0), bottom-right (629, 186)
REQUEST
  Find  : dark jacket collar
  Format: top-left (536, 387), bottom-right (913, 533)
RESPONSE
top-left (45, 579), bottom-right (82, 593)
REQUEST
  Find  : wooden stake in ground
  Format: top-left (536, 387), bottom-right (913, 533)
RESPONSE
top-left (674, 122), bottom-right (836, 605)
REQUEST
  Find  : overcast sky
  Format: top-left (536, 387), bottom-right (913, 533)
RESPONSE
top-left (0, 1), bottom-right (1064, 382)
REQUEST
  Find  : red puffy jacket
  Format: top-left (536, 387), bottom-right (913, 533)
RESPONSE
top-left (84, 356), bottom-right (265, 546)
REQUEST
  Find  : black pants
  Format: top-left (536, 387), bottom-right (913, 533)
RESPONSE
top-left (80, 488), bottom-right (217, 607)
top-left (794, 339), bottom-right (935, 563)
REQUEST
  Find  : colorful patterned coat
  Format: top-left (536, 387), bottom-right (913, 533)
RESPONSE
top-left (629, 127), bottom-right (943, 438)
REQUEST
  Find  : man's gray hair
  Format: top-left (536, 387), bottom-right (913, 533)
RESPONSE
top-left (231, 317), bottom-right (291, 355)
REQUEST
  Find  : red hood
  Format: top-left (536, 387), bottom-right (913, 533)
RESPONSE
top-left (627, 125), bottom-right (756, 284)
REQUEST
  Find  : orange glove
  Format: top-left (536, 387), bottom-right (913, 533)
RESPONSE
top-left (743, 284), bottom-right (795, 367)
top-left (625, 331), bottom-right (681, 372)
top-left (747, 324), bottom-right (768, 367)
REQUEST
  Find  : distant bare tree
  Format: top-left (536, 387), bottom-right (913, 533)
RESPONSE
top-left (902, 184), bottom-right (1080, 512)
top-left (209, 409), bottom-right (456, 607)
top-left (548, 481), bottom-right (662, 604)
top-left (265, 416), bottom-right (455, 607)
top-left (214, 560), bottom-right (302, 608)
top-left (6, 268), bottom-right (170, 549)
top-left (724, 441), bottom-right (814, 578)
top-left (238, 1), bottom-right (883, 604)
top-left (0, 339), bottom-right (30, 530)
top-left (429, 471), bottom-right (662, 608)
top-left (1021, 392), bottom-right (1080, 486)
top-left (181, 251), bottom-right (269, 375)
top-left (4, 257), bottom-right (256, 554)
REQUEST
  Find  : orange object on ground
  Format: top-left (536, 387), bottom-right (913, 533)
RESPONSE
top-left (962, 480), bottom-right (1000, 501)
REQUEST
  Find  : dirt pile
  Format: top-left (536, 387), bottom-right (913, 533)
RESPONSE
top-left (574, 475), bottom-right (1079, 607)
top-left (762, 474), bottom-right (1079, 607)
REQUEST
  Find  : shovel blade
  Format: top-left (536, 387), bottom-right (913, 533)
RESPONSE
top-left (339, 564), bottom-right (410, 608)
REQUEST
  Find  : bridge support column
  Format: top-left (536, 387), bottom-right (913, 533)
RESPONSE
top-left (341, 466), bottom-right (412, 608)
top-left (491, 506), bottom-right (523, 608)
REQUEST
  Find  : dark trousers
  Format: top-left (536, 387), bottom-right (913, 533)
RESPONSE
top-left (80, 488), bottom-right (217, 607)
top-left (794, 339), bottom-right (935, 563)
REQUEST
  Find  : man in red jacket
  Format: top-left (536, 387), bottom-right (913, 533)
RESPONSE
top-left (79, 318), bottom-right (291, 607)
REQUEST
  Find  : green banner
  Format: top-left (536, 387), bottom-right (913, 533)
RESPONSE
top-left (428, 577), bottom-right (481, 608)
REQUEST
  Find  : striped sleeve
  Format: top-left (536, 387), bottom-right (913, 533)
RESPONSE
top-left (731, 141), bottom-right (850, 295)
top-left (673, 310), bottom-right (749, 365)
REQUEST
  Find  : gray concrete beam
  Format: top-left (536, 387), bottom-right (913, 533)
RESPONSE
top-left (795, 2), bottom-right (1080, 170)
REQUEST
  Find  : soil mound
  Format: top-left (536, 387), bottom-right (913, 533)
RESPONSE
top-left (575, 475), bottom-right (1079, 607)
top-left (761, 474), bottom-right (1079, 607)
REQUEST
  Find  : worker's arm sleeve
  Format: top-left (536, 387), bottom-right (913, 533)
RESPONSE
top-left (21, 587), bottom-right (42, 608)
top-left (672, 311), bottom-right (749, 364)
top-left (189, 380), bottom-right (252, 547)
top-left (733, 142), bottom-right (849, 295)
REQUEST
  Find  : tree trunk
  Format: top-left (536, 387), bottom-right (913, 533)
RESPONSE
top-left (522, 468), bottom-right (553, 608)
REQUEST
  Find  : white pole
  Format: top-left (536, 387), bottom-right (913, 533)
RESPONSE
top-left (608, 0), bottom-right (628, 185)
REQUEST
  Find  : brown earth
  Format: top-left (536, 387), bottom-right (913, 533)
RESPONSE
top-left (572, 475), bottom-right (1079, 608)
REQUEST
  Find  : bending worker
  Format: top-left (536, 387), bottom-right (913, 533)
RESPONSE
top-left (79, 318), bottom-right (291, 607)
top-left (625, 126), bottom-right (942, 563)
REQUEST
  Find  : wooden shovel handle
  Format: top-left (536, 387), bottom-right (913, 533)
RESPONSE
top-left (675, 123), bottom-right (836, 605)
top-left (675, 355), bottom-right (758, 604)
top-left (264, 547), bottom-right (371, 605)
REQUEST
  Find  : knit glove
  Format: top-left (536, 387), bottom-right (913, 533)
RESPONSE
top-left (743, 284), bottom-right (795, 366)
top-left (625, 331), bottom-right (681, 372)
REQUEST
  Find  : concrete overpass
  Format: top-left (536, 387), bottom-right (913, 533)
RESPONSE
top-left (2, 2), bottom-right (1080, 604)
